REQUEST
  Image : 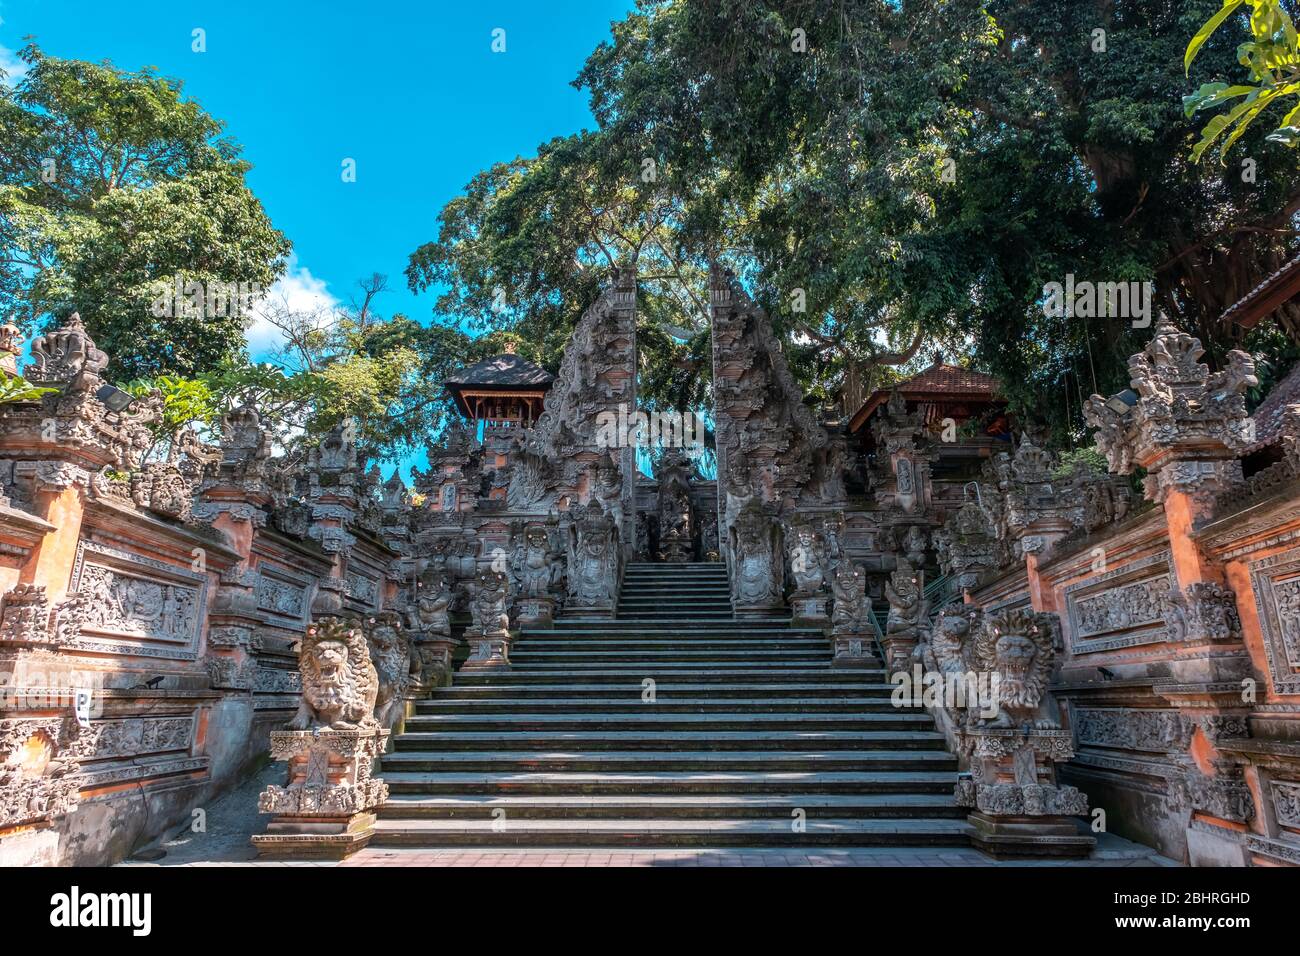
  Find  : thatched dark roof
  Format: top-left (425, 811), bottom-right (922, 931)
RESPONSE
top-left (444, 353), bottom-right (554, 389)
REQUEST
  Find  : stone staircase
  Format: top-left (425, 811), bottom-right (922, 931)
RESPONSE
top-left (371, 561), bottom-right (968, 849)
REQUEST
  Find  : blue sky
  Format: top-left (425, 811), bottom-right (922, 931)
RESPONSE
top-left (0, 0), bottom-right (633, 350)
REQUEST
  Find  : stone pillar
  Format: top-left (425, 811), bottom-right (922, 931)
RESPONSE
top-left (959, 727), bottom-right (1093, 858)
top-left (253, 618), bottom-right (388, 859)
top-left (1085, 319), bottom-right (1260, 864)
top-left (253, 727), bottom-right (388, 859)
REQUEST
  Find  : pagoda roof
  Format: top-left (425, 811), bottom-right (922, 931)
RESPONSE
top-left (847, 360), bottom-right (1001, 434)
top-left (444, 352), bottom-right (554, 390)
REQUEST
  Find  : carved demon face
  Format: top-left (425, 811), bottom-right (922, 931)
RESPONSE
top-left (994, 633), bottom-right (1039, 702)
top-left (309, 639), bottom-right (350, 703)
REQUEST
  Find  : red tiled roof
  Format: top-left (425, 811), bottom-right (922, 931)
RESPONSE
top-left (1222, 253), bottom-right (1300, 329)
top-left (892, 363), bottom-right (999, 395)
top-left (847, 361), bottom-right (1000, 433)
top-left (1248, 359), bottom-right (1300, 451)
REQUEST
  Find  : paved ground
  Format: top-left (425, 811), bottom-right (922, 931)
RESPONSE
top-left (117, 760), bottom-right (1180, 868)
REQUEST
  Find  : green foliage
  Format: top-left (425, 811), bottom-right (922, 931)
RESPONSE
top-left (1184, 1), bottom-right (1300, 160)
top-left (0, 374), bottom-right (58, 405)
top-left (0, 44), bottom-right (290, 379)
top-left (121, 374), bottom-right (219, 443)
top-left (553, 0), bottom-right (1300, 446)
top-left (1052, 446), bottom-right (1109, 478)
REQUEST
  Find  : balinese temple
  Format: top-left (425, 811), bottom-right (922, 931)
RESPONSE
top-left (443, 343), bottom-right (554, 429)
top-left (426, 345), bottom-right (556, 507)
top-left (846, 356), bottom-right (1009, 508)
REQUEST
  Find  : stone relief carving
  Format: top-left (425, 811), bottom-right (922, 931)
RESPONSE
top-left (566, 501), bottom-right (620, 611)
top-left (1249, 548), bottom-right (1300, 694)
top-left (1163, 582), bottom-right (1242, 643)
top-left (0, 716), bottom-right (89, 829)
top-left (255, 573), bottom-right (307, 620)
top-left (1271, 780), bottom-right (1300, 829)
top-left (729, 499), bottom-right (783, 613)
top-left (77, 564), bottom-right (199, 643)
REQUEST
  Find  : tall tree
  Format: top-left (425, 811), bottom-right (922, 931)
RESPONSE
top-left (0, 44), bottom-right (290, 378)
top-left (429, 0), bottom-right (1300, 442)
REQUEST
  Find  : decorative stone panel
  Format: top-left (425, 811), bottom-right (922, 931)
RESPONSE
top-left (66, 541), bottom-right (208, 660)
top-left (1073, 707), bottom-right (1192, 753)
top-left (1273, 780), bottom-right (1300, 829)
top-left (83, 716), bottom-right (194, 759)
top-left (254, 567), bottom-right (310, 625)
top-left (1249, 547), bottom-right (1300, 695)
top-left (1063, 552), bottom-right (1174, 653)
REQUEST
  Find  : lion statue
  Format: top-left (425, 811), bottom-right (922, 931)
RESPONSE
top-left (366, 611), bottom-right (410, 729)
top-left (288, 617), bottom-right (379, 731)
top-left (972, 608), bottom-right (1058, 729)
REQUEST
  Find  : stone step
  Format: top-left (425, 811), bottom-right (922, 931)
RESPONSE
top-left (413, 697), bottom-right (907, 714)
top-left (452, 668), bottom-right (883, 685)
top-left (509, 649), bottom-right (828, 663)
top-left (367, 816), bottom-right (971, 848)
top-left (618, 583), bottom-right (731, 591)
top-left (614, 611), bottom-right (735, 620)
top-left (379, 750), bottom-right (959, 774)
top-left (381, 769), bottom-right (960, 796)
top-left (527, 626), bottom-right (822, 639)
top-left (542, 619), bottom-right (796, 630)
top-left (515, 638), bottom-right (828, 651)
top-left (434, 682), bottom-right (902, 699)
top-left (616, 598), bottom-right (738, 606)
top-left (378, 793), bottom-right (964, 820)
top-left (391, 730), bottom-right (948, 752)
top-left (402, 712), bottom-right (934, 731)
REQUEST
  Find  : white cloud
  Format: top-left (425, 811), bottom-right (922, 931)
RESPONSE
top-left (245, 257), bottom-right (340, 360)
top-left (0, 43), bottom-right (26, 86)
top-left (0, 17), bottom-right (27, 88)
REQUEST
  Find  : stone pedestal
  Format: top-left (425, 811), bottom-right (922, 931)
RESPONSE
top-left (253, 727), bottom-right (389, 859)
top-left (514, 596), bottom-right (556, 629)
top-left (880, 634), bottom-right (919, 676)
top-left (831, 633), bottom-right (877, 668)
top-left (462, 629), bottom-right (511, 669)
top-left (955, 728), bottom-right (1094, 859)
top-left (965, 811), bottom-right (1093, 859)
top-left (791, 593), bottom-right (829, 627)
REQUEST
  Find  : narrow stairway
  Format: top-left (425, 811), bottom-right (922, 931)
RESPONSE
top-left (371, 561), bottom-right (968, 849)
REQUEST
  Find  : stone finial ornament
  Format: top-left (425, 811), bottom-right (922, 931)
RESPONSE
top-left (1085, 317), bottom-right (1257, 508)
top-left (26, 313), bottom-right (109, 386)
